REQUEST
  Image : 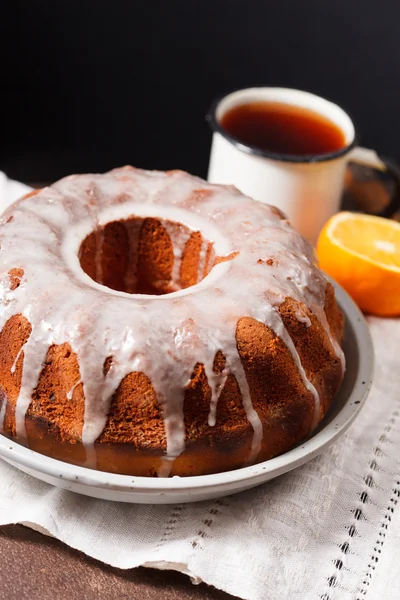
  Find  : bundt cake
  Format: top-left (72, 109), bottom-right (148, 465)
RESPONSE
top-left (0, 167), bottom-right (345, 477)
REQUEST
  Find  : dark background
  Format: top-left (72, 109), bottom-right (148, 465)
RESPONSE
top-left (1, 0), bottom-right (399, 183)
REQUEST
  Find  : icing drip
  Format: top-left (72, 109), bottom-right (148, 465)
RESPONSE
top-left (0, 392), bottom-right (6, 433)
top-left (66, 379), bottom-right (82, 400)
top-left (162, 221), bottom-right (192, 290)
top-left (295, 308), bottom-right (312, 328)
top-left (16, 335), bottom-right (48, 442)
top-left (197, 238), bottom-right (208, 283)
top-left (317, 308), bottom-right (346, 372)
top-left (124, 219), bottom-right (142, 293)
top-left (95, 228), bottom-right (104, 285)
top-left (230, 357), bottom-right (263, 463)
top-left (0, 168), bottom-right (345, 473)
top-left (207, 368), bottom-right (228, 427)
top-left (11, 346), bottom-right (24, 374)
top-left (277, 315), bottom-right (320, 429)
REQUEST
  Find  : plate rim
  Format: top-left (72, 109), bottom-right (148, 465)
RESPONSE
top-left (0, 280), bottom-right (374, 497)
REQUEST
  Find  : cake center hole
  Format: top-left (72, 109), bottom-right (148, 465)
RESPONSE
top-left (78, 216), bottom-right (216, 295)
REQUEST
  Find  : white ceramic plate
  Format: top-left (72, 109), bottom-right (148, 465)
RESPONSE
top-left (0, 282), bottom-right (373, 504)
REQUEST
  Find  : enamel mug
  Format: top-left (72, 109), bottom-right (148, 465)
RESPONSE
top-left (207, 87), bottom-right (391, 243)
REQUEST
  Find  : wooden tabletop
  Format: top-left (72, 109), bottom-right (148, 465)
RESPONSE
top-left (0, 525), bottom-right (238, 600)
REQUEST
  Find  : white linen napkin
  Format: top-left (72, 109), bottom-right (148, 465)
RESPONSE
top-left (0, 172), bottom-right (31, 210)
top-left (0, 173), bottom-right (399, 600)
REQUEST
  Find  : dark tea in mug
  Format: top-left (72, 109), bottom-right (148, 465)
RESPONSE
top-left (220, 101), bottom-right (346, 156)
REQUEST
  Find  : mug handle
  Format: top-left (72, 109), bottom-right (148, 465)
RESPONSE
top-left (348, 147), bottom-right (387, 171)
top-left (346, 146), bottom-right (400, 218)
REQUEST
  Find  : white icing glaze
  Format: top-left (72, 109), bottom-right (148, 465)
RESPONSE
top-left (0, 167), bottom-right (345, 473)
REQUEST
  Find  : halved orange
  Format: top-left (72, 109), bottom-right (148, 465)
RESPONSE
top-left (317, 212), bottom-right (400, 316)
